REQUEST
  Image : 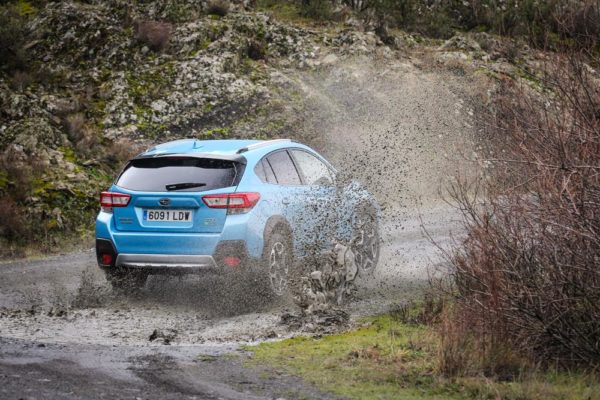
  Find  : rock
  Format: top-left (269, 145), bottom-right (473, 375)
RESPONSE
top-left (150, 99), bottom-right (168, 113)
top-left (472, 32), bottom-right (501, 53)
top-left (437, 52), bottom-right (469, 63)
top-left (2, 118), bottom-right (66, 153)
top-left (440, 35), bottom-right (481, 52)
top-left (322, 53), bottom-right (338, 66)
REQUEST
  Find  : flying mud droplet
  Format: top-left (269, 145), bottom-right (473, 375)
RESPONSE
top-left (71, 265), bottom-right (111, 309)
top-left (295, 242), bottom-right (358, 311)
top-left (282, 241), bottom-right (359, 333)
top-left (148, 328), bottom-right (178, 345)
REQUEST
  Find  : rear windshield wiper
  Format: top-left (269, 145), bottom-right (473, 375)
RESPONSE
top-left (166, 182), bottom-right (207, 191)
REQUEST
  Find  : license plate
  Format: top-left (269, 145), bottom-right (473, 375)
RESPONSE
top-left (144, 209), bottom-right (192, 222)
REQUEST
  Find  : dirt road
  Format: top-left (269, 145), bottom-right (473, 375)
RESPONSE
top-left (0, 55), bottom-right (478, 399)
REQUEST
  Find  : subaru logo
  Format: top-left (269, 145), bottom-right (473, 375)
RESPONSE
top-left (159, 198), bottom-right (171, 206)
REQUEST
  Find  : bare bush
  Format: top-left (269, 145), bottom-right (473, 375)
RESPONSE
top-left (0, 5), bottom-right (28, 72)
top-left (106, 139), bottom-right (144, 163)
top-left (134, 20), bottom-right (172, 52)
top-left (247, 39), bottom-right (266, 60)
top-left (554, 0), bottom-right (600, 50)
top-left (206, 0), bottom-right (230, 16)
top-left (64, 113), bottom-right (86, 142)
top-left (9, 70), bottom-right (33, 90)
top-left (444, 53), bottom-right (600, 371)
top-left (300, 0), bottom-right (332, 20)
top-left (0, 195), bottom-right (26, 240)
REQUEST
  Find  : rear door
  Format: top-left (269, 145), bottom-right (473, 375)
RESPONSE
top-left (288, 149), bottom-right (338, 248)
top-left (111, 157), bottom-right (242, 233)
top-left (263, 150), bottom-right (312, 250)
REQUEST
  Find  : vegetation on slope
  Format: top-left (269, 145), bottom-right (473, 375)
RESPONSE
top-left (248, 313), bottom-right (600, 400)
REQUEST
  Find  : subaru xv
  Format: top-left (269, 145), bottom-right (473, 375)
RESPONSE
top-left (96, 139), bottom-right (379, 295)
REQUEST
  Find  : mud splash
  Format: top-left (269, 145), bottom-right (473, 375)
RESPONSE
top-left (0, 55), bottom-right (481, 348)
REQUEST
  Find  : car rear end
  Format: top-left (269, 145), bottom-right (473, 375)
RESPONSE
top-left (95, 153), bottom-right (261, 277)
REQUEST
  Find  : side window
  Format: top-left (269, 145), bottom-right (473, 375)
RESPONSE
top-left (290, 150), bottom-right (334, 186)
top-left (267, 151), bottom-right (301, 185)
top-left (255, 158), bottom-right (278, 184)
top-left (254, 159), bottom-right (267, 181)
top-left (263, 159), bottom-right (277, 184)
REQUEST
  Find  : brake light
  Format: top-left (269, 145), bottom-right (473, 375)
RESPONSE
top-left (223, 256), bottom-right (241, 267)
top-left (101, 254), bottom-right (113, 266)
top-left (202, 192), bottom-right (260, 214)
top-left (100, 191), bottom-right (131, 212)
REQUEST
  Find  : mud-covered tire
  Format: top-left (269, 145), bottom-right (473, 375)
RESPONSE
top-left (262, 229), bottom-right (294, 297)
top-left (352, 207), bottom-right (380, 277)
top-left (105, 269), bottom-right (148, 292)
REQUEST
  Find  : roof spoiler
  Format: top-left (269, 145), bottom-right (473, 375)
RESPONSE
top-left (132, 152), bottom-right (247, 164)
top-left (236, 139), bottom-right (292, 154)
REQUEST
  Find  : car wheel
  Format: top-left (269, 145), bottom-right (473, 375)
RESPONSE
top-left (352, 207), bottom-right (379, 277)
top-left (264, 230), bottom-right (293, 296)
top-left (105, 269), bottom-right (147, 292)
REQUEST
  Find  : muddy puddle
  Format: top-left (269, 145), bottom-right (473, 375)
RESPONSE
top-left (0, 204), bottom-right (459, 350)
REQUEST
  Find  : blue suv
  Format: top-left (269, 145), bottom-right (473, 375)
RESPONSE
top-left (96, 139), bottom-right (379, 295)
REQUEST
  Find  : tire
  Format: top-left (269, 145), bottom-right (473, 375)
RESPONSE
top-left (263, 229), bottom-right (294, 297)
top-left (351, 207), bottom-right (380, 277)
top-left (105, 269), bottom-right (148, 292)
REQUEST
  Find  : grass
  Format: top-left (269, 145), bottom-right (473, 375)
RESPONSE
top-left (246, 315), bottom-right (600, 400)
top-left (256, 0), bottom-right (332, 27)
top-left (257, 0), bottom-right (303, 22)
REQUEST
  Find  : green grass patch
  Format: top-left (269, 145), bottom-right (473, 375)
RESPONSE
top-left (14, 0), bottom-right (36, 17)
top-left (256, 0), bottom-right (329, 27)
top-left (246, 315), bottom-right (600, 400)
top-left (0, 170), bottom-right (9, 191)
top-left (201, 127), bottom-right (230, 138)
top-left (257, 0), bottom-right (302, 21)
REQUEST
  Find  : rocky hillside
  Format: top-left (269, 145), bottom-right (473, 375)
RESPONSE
top-left (0, 0), bottom-right (396, 255)
top-left (0, 0), bottom-right (566, 256)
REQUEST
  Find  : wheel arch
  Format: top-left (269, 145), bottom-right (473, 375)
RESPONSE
top-left (262, 215), bottom-right (293, 258)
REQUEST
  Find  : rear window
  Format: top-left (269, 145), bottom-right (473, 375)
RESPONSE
top-left (116, 157), bottom-right (241, 192)
top-left (267, 151), bottom-right (301, 185)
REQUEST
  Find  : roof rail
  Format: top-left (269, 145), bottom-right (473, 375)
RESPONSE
top-left (236, 139), bottom-right (292, 154)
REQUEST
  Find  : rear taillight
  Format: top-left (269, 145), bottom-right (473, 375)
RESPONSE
top-left (202, 192), bottom-right (260, 215)
top-left (100, 191), bottom-right (131, 212)
top-left (223, 256), bottom-right (241, 267)
top-left (101, 254), bottom-right (113, 266)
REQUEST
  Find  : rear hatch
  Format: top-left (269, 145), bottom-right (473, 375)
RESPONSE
top-left (111, 156), bottom-right (243, 233)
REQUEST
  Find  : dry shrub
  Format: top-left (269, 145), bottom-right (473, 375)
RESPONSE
top-left (554, 0), bottom-right (600, 50)
top-left (444, 52), bottom-right (600, 372)
top-left (206, 0), bottom-right (230, 16)
top-left (0, 195), bottom-right (26, 240)
top-left (247, 38), bottom-right (266, 60)
top-left (9, 70), bottom-right (33, 90)
top-left (107, 139), bottom-right (144, 163)
top-left (134, 20), bottom-right (172, 52)
top-left (0, 152), bottom-right (39, 203)
top-left (64, 113), bottom-right (86, 142)
top-left (0, 5), bottom-right (28, 72)
top-left (300, 0), bottom-right (332, 20)
top-left (74, 128), bottom-right (99, 156)
top-left (437, 302), bottom-right (529, 378)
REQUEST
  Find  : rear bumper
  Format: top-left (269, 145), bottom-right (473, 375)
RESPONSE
top-left (96, 238), bottom-right (255, 275)
top-left (116, 253), bottom-right (217, 272)
top-left (95, 209), bottom-right (265, 259)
